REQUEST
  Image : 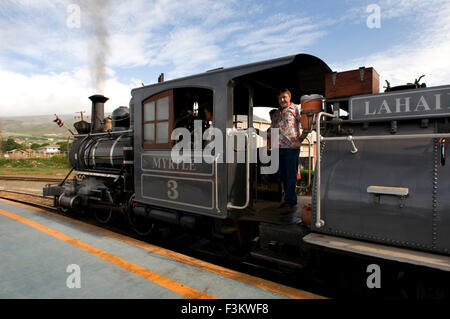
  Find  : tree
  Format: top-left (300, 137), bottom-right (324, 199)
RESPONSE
top-left (30, 143), bottom-right (41, 150)
top-left (57, 141), bottom-right (68, 152)
top-left (3, 137), bottom-right (22, 152)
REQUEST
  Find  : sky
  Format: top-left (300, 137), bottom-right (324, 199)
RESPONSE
top-left (1, 0), bottom-right (450, 118)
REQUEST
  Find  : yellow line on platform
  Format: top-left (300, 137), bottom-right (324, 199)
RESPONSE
top-left (0, 207), bottom-right (216, 299)
top-left (0, 198), bottom-right (325, 299)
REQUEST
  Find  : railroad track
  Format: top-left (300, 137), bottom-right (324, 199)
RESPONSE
top-left (0, 175), bottom-right (63, 182)
top-left (0, 189), bottom-right (56, 211)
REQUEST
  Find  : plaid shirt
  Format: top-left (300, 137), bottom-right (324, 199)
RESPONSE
top-left (270, 103), bottom-right (302, 149)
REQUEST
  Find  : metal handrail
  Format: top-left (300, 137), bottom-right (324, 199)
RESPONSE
top-left (74, 129), bottom-right (133, 137)
top-left (314, 112), bottom-right (337, 228)
top-left (227, 131), bottom-right (250, 210)
top-left (322, 133), bottom-right (450, 141)
top-left (306, 136), bottom-right (312, 187)
top-left (215, 153), bottom-right (221, 212)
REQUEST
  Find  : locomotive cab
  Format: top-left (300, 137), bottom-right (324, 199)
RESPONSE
top-left (128, 54), bottom-right (331, 257)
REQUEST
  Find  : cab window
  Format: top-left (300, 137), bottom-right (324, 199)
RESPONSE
top-left (142, 88), bottom-right (213, 149)
top-left (142, 90), bottom-right (173, 149)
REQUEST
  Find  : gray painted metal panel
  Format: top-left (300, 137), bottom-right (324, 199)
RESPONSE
top-left (132, 81), bottom-right (229, 217)
top-left (436, 150), bottom-right (450, 253)
top-left (313, 116), bottom-right (450, 255)
top-left (136, 150), bottom-right (221, 217)
top-left (141, 174), bottom-right (214, 210)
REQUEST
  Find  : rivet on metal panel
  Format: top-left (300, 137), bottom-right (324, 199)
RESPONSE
top-left (399, 196), bottom-right (405, 208)
top-left (362, 122), bottom-right (369, 130)
top-left (421, 119), bottom-right (429, 128)
top-left (390, 121), bottom-right (397, 134)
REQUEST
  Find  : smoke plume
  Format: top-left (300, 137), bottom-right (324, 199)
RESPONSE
top-left (83, 0), bottom-right (110, 94)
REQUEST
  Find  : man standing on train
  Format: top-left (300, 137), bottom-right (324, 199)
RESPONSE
top-left (270, 88), bottom-right (307, 209)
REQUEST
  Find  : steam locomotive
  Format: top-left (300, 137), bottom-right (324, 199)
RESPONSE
top-left (44, 53), bottom-right (450, 293)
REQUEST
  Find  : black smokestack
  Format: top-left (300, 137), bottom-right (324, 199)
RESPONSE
top-left (89, 94), bottom-right (108, 133)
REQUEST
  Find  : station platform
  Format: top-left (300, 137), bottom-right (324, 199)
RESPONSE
top-left (0, 199), bottom-right (323, 299)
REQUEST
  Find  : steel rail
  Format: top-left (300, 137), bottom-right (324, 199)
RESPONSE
top-left (0, 189), bottom-right (52, 198)
top-left (0, 193), bottom-right (57, 211)
top-left (0, 176), bottom-right (63, 182)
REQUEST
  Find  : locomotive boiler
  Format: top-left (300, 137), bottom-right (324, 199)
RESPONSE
top-left (46, 94), bottom-right (134, 223)
top-left (44, 53), bottom-right (450, 294)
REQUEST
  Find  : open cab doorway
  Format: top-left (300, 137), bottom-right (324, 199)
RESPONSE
top-left (226, 55), bottom-right (329, 226)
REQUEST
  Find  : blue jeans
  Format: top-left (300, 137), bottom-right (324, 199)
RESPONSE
top-left (278, 148), bottom-right (300, 206)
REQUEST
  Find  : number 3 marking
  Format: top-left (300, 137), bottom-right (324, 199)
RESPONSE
top-left (167, 180), bottom-right (179, 199)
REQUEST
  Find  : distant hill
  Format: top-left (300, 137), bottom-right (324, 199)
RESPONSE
top-left (0, 112), bottom-right (269, 140)
top-left (0, 114), bottom-right (76, 138)
top-left (0, 113), bottom-right (108, 139)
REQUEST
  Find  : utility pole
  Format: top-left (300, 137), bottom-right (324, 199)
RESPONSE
top-left (75, 111), bottom-right (88, 121)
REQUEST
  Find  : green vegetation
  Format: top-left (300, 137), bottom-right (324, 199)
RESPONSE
top-left (298, 169), bottom-right (314, 185)
top-left (297, 169), bottom-right (314, 195)
top-left (2, 137), bottom-right (23, 152)
top-left (57, 141), bottom-right (69, 152)
top-left (0, 137), bottom-right (69, 152)
top-left (0, 156), bottom-right (71, 176)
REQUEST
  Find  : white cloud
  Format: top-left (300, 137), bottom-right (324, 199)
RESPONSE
top-left (0, 68), bottom-right (133, 117)
top-left (4, 0), bottom-right (450, 118)
top-left (0, 0), bottom-right (330, 76)
top-left (330, 0), bottom-right (450, 89)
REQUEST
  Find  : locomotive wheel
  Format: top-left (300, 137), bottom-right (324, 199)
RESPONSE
top-left (128, 211), bottom-right (155, 236)
top-left (126, 194), bottom-right (155, 236)
top-left (220, 221), bottom-right (257, 261)
top-left (58, 206), bottom-right (70, 214)
top-left (94, 209), bottom-right (114, 224)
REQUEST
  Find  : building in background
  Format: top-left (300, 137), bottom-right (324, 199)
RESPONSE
top-left (36, 145), bottom-right (61, 157)
top-left (5, 149), bottom-right (34, 158)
